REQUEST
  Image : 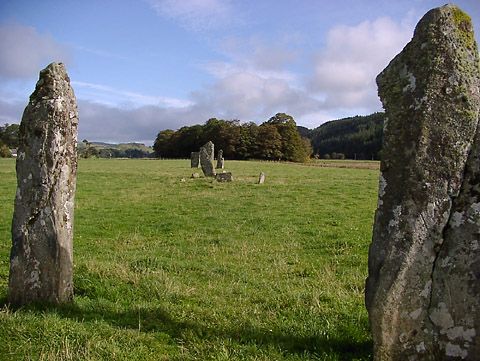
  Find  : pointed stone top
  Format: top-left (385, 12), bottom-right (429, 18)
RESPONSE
top-left (32, 62), bottom-right (72, 100)
top-left (414, 3), bottom-right (476, 49)
top-left (376, 3), bottom-right (479, 144)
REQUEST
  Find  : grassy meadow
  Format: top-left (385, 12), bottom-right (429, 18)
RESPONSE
top-left (0, 158), bottom-right (379, 360)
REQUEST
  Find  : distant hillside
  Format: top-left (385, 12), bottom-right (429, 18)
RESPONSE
top-left (303, 112), bottom-right (384, 160)
top-left (78, 141), bottom-right (152, 152)
top-left (77, 141), bottom-right (154, 158)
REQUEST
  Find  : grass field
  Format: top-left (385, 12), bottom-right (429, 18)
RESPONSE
top-left (0, 158), bottom-right (379, 360)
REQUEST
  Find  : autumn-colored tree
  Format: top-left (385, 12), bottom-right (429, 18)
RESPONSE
top-left (254, 123), bottom-right (282, 160)
top-left (302, 137), bottom-right (314, 158)
top-left (0, 144), bottom-right (12, 158)
top-left (266, 113), bottom-right (309, 162)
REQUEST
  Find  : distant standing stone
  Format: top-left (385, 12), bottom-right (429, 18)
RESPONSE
top-left (191, 151), bottom-right (200, 168)
top-left (9, 63), bottom-right (79, 305)
top-left (216, 149), bottom-right (224, 169)
top-left (213, 172), bottom-right (233, 183)
top-left (258, 172), bottom-right (265, 184)
top-left (366, 5), bottom-right (480, 360)
top-left (200, 141), bottom-right (216, 177)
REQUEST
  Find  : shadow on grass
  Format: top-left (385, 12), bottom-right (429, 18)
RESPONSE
top-left (1, 295), bottom-right (372, 360)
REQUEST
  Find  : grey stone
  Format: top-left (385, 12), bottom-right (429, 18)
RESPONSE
top-left (9, 62), bottom-right (79, 305)
top-left (216, 149), bottom-right (224, 169)
top-left (366, 5), bottom-right (480, 360)
top-left (213, 172), bottom-right (233, 183)
top-left (191, 151), bottom-right (200, 168)
top-left (258, 172), bottom-right (265, 184)
top-left (200, 141), bottom-right (216, 177)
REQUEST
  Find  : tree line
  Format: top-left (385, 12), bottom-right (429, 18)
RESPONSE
top-left (153, 113), bottom-right (312, 162)
top-left (2, 112), bottom-right (384, 161)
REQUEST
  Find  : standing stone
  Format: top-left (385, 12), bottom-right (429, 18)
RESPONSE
top-left (200, 141), bottom-right (216, 177)
top-left (216, 149), bottom-right (224, 169)
top-left (8, 63), bottom-right (79, 305)
top-left (366, 5), bottom-right (480, 360)
top-left (258, 172), bottom-right (265, 184)
top-left (191, 151), bottom-right (200, 168)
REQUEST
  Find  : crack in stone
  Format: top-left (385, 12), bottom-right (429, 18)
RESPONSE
top-left (427, 116), bottom-right (480, 359)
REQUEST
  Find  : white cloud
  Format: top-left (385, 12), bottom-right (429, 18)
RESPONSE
top-left (72, 81), bottom-right (192, 108)
top-left (147, 0), bottom-right (241, 31)
top-left (194, 13), bottom-right (416, 127)
top-left (0, 21), bottom-right (72, 79)
top-left (77, 100), bottom-right (162, 144)
top-left (76, 99), bottom-right (216, 145)
top-left (194, 14), bottom-right (416, 129)
top-left (309, 16), bottom-right (414, 110)
top-left (188, 69), bottom-right (322, 124)
top-left (192, 36), bottom-right (315, 121)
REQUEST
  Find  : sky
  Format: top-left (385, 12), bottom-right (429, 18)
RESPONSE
top-left (1, 0), bottom-right (479, 145)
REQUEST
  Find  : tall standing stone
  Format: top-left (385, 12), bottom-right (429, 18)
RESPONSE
top-left (366, 5), bottom-right (480, 360)
top-left (216, 149), bottom-right (224, 169)
top-left (9, 63), bottom-right (79, 305)
top-left (191, 151), bottom-right (200, 168)
top-left (200, 141), bottom-right (216, 177)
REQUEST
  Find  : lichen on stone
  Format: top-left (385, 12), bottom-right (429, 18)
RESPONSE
top-left (452, 7), bottom-right (475, 49)
top-left (367, 3), bottom-right (480, 359)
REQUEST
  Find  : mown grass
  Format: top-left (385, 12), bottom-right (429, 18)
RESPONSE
top-left (0, 158), bottom-right (379, 360)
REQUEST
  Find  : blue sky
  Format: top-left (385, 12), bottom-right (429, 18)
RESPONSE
top-left (1, 0), bottom-right (479, 145)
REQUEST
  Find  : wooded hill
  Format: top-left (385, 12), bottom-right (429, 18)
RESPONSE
top-left (77, 141), bottom-right (154, 158)
top-left (304, 112), bottom-right (384, 160)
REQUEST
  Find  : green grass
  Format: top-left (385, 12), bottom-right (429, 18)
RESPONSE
top-left (0, 158), bottom-right (379, 360)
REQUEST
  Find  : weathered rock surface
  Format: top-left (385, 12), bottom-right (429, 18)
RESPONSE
top-left (200, 141), bottom-right (216, 177)
top-left (366, 4), bottom-right (480, 359)
top-left (432, 128), bottom-right (480, 359)
top-left (213, 172), bottom-right (233, 183)
top-left (216, 149), bottom-right (224, 169)
top-left (9, 62), bottom-right (79, 305)
top-left (191, 151), bottom-right (200, 168)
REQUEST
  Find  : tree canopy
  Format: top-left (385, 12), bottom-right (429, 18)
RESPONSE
top-left (0, 123), bottom-right (20, 148)
top-left (153, 114), bottom-right (310, 162)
